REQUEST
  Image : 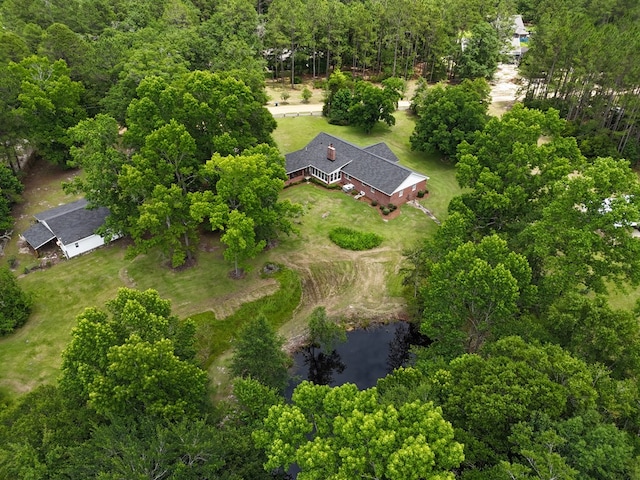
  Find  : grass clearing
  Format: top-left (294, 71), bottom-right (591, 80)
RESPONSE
top-left (273, 111), bottom-right (463, 222)
top-left (1, 108), bottom-right (460, 398)
top-left (192, 267), bottom-right (301, 370)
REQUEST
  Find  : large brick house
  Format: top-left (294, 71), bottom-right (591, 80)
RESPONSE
top-left (285, 133), bottom-right (428, 206)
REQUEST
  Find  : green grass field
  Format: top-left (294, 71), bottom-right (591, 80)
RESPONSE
top-left (274, 111), bottom-right (462, 221)
top-left (1, 110), bottom-right (460, 398)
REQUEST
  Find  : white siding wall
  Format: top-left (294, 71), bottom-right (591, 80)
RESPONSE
top-left (59, 235), bottom-right (107, 258)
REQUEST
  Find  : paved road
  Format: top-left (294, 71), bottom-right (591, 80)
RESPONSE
top-left (266, 100), bottom-right (411, 118)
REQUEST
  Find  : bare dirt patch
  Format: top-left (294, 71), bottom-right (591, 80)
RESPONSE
top-left (271, 244), bottom-right (407, 340)
top-left (489, 63), bottom-right (523, 116)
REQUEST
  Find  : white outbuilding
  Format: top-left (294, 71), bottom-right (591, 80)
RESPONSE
top-left (22, 198), bottom-right (117, 258)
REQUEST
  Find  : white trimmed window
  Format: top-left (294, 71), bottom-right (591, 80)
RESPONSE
top-left (399, 190), bottom-right (404, 197)
top-left (412, 184), bottom-right (417, 191)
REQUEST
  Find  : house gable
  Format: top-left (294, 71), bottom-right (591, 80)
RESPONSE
top-left (22, 222), bottom-right (56, 250)
top-left (363, 142), bottom-right (399, 163)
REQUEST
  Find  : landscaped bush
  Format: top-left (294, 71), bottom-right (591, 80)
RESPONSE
top-left (387, 203), bottom-right (397, 211)
top-left (417, 190), bottom-right (425, 198)
top-left (371, 200), bottom-right (378, 207)
top-left (329, 227), bottom-right (383, 251)
top-left (382, 207), bottom-right (390, 215)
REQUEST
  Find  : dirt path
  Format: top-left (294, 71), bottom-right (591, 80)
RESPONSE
top-left (270, 243), bottom-right (408, 343)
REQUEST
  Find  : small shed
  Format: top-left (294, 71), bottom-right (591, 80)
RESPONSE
top-left (22, 198), bottom-right (115, 258)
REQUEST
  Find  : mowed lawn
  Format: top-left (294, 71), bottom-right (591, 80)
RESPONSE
top-left (0, 110), bottom-right (460, 398)
top-left (273, 110), bottom-right (462, 222)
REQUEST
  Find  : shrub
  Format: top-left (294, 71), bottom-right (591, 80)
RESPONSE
top-left (329, 227), bottom-right (383, 251)
top-left (280, 90), bottom-right (291, 103)
top-left (417, 190), bottom-right (425, 198)
top-left (387, 203), bottom-right (397, 211)
top-left (382, 208), bottom-right (390, 215)
top-left (0, 267), bottom-right (32, 335)
top-left (301, 87), bottom-right (312, 103)
top-left (313, 79), bottom-right (327, 90)
top-left (371, 200), bottom-right (378, 207)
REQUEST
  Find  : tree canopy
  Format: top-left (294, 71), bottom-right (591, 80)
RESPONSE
top-left (411, 78), bottom-right (490, 159)
top-left (229, 314), bottom-right (290, 393)
top-left (0, 267), bottom-right (32, 335)
top-left (254, 381), bottom-right (464, 479)
top-left (59, 288), bottom-right (205, 420)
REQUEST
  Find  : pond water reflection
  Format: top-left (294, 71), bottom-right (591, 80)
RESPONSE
top-left (286, 321), bottom-right (429, 397)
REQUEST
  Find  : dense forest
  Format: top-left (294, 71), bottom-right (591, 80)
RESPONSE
top-left (1, 0), bottom-right (640, 478)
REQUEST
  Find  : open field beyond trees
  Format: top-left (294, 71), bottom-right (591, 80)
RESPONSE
top-left (0, 112), bottom-right (456, 398)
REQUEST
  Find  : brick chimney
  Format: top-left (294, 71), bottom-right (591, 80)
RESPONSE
top-left (327, 144), bottom-right (336, 161)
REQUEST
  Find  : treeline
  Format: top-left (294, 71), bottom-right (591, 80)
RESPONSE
top-left (0, 0), bottom-right (512, 244)
top-left (401, 102), bottom-right (640, 477)
top-left (520, 0), bottom-right (640, 163)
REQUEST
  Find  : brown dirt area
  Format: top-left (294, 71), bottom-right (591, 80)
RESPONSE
top-left (270, 242), bottom-right (408, 347)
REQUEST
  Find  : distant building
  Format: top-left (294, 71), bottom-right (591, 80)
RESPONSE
top-left (510, 15), bottom-right (529, 62)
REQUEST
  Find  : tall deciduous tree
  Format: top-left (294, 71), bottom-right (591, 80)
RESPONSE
top-left (455, 21), bottom-right (503, 80)
top-left (349, 80), bottom-right (400, 133)
top-left (64, 114), bottom-right (130, 237)
top-left (9, 55), bottom-right (86, 165)
top-left (520, 156), bottom-right (640, 300)
top-left (221, 210), bottom-right (266, 277)
top-left (200, 145), bottom-right (301, 243)
top-left (125, 70), bottom-right (276, 161)
top-left (421, 235), bottom-right (536, 358)
top-left (130, 184), bottom-right (200, 267)
top-left (455, 105), bottom-right (577, 238)
top-left (59, 288), bottom-right (205, 420)
top-left (0, 385), bottom-right (95, 479)
top-left (410, 78), bottom-right (490, 159)
top-left (253, 381), bottom-right (465, 479)
top-left (229, 314), bottom-right (290, 392)
top-left (424, 336), bottom-right (624, 470)
top-left (543, 294), bottom-right (640, 379)
top-left (68, 416), bottom-right (226, 479)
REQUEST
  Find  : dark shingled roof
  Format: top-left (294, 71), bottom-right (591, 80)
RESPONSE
top-left (285, 133), bottom-right (426, 195)
top-left (22, 222), bottom-right (55, 250)
top-left (285, 133), bottom-right (354, 174)
top-left (32, 198), bottom-right (110, 246)
top-left (363, 142), bottom-right (399, 163)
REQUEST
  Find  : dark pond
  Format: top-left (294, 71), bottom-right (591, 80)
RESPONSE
top-left (285, 321), bottom-right (430, 397)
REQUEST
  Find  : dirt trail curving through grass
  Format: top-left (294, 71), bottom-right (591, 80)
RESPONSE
top-left (270, 244), bottom-right (408, 341)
